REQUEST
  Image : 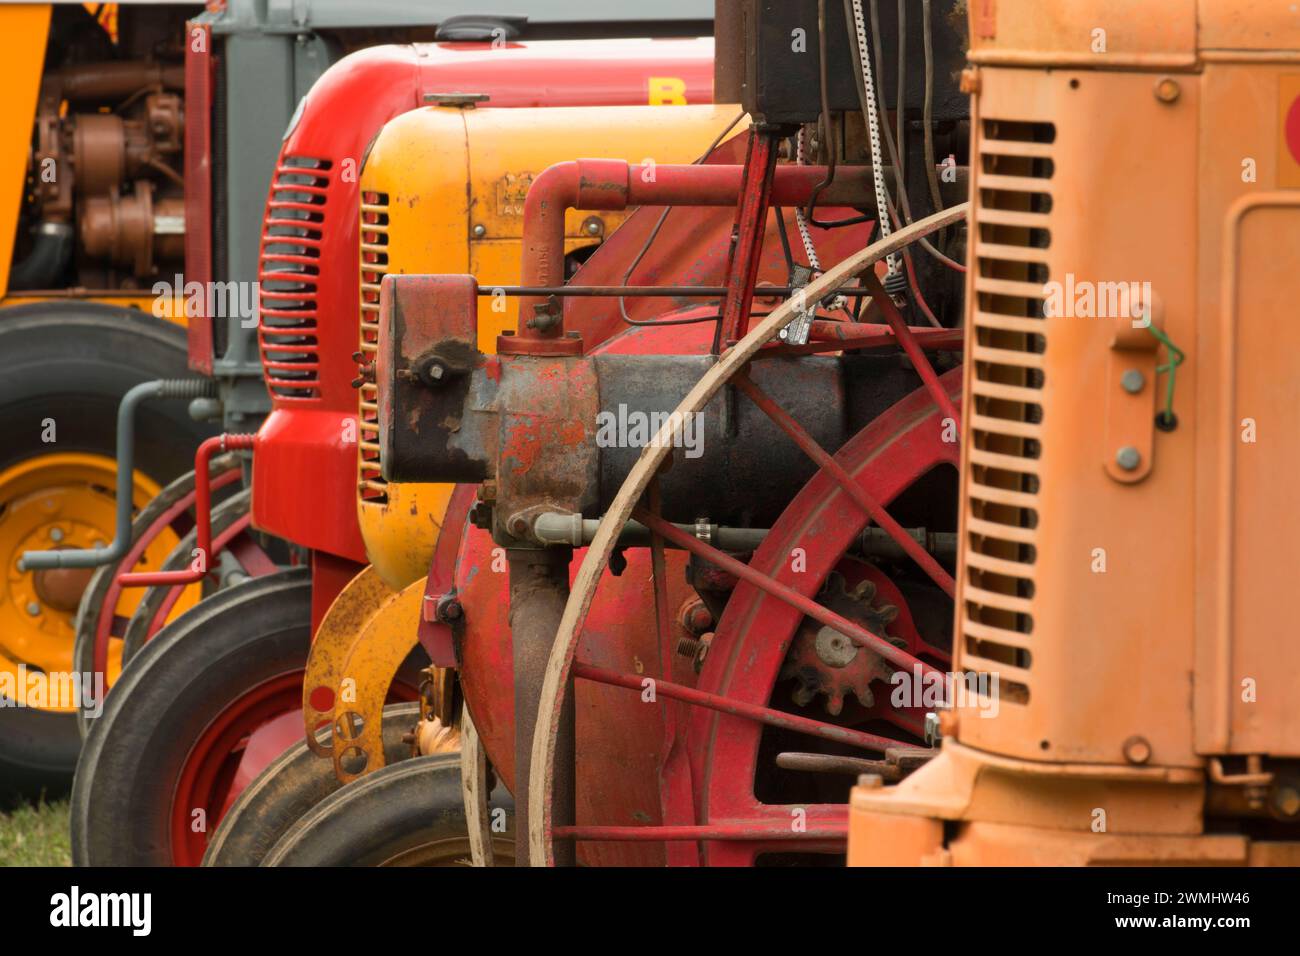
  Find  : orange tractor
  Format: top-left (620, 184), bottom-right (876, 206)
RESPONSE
top-left (849, 0), bottom-right (1300, 866)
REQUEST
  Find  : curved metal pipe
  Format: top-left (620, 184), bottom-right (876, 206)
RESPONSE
top-left (8, 222), bottom-right (74, 290)
top-left (19, 378), bottom-right (219, 571)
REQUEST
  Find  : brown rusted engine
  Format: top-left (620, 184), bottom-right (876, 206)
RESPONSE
top-left (18, 58), bottom-right (185, 288)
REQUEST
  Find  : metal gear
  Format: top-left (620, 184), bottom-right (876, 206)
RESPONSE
top-left (780, 568), bottom-right (905, 716)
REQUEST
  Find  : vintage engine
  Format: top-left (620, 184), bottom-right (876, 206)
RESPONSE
top-left (16, 56), bottom-right (186, 289)
top-left (249, 39), bottom-right (715, 608)
top-left (373, 0), bottom-right (974, 866)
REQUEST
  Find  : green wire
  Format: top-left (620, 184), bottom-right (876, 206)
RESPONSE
top-left (1145, 323), bottom-right (1185, 422)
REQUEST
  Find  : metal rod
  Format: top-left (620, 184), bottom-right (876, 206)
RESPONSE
top-left (862, 270), bottom-right (961, 428)
top-left (478, 285), bottom-right (796, 297)
top-left (20, 378), bottom-right (219, 571)
top-left (117, 433), bottom-right (256, 587)
top-left (532, 511), bottom-right (957, 562)
top-left (573, 661), bottom-right (902, 752)
top-left (554, 822), bottom-right (847, 842)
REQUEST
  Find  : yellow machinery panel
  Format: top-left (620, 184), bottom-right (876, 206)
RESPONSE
top-left (356, 104), bottom-right (743, 589)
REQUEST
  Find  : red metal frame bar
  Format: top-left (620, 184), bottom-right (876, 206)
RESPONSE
top-left (92, 467), bottom-right (242, 677)
top-left (140, 515), bottom-right (278, 643)
top-left (629, 507), bottom-right (941, 676)
top-left (730, 372), bottom-right (956, 598)
top-left (862, 270), bottom-right (961, 428)
top-left (574, 661), bottom-right (905, 752)
top-left (755, 319), bottom-right (962, 354)
top-left (118, 434), bottom-right (256, 587)
top-left (716, 131), bottom-right (778, 346)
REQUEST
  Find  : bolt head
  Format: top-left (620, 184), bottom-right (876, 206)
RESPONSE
top-left (48, 527), bottom-right (64, 542)
top-left (472, 224), bottom-right (486, 238)
top-left (1273, 786), bottom-right (1300, 818)
top-left (1120, 369), bottom-right (1145, 394)
top-left (26, 602), bottom-right (41, 616)
top-left (1122, 735), bottom-right (1152, 765)
top-left (436, 596), bottom-right (464, 623)
top-left (924, 712), bottom-right (942, 746)
top-left (814, 626), bottom-right (858, 668)
top-left (1155, 77), bottom-right (1181, 103)
top-left (1116, 446), bottom-right (1142, 472)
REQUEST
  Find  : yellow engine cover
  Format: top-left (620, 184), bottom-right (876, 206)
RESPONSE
top-left (355, 103), bottom-right (742, 589)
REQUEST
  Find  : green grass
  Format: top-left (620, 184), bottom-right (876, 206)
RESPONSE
top-left (0, 799), bottom-right (71, 867)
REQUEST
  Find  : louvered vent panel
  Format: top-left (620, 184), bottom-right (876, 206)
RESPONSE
top-left (259, 156), bottom-right (331, 402)
top-left (358, 190), bottom-right (390, 503)
top-left (961, 119), bottom-right (1057, 706)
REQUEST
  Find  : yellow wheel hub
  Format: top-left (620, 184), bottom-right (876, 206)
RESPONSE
top-left (0, 452), bottom-right (183, 712)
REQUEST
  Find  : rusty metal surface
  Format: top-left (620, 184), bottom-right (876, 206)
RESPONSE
top-left (329, 578), bottom-right (427, 784)
top-left (302, 566), bottom-right (395, 758)
top-left (377, 274), bottom-right (485, 484)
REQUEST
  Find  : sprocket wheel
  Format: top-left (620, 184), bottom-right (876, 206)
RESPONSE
top-left (781, 569), bottom-right (904, 716)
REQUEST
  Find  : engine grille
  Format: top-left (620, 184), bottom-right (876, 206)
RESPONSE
top-left (358, 190), bottom-right (390, 503)
top-left (960, 118), bottom-right (1056, 706)
top-left (259, 155), bottom-right (331, 402)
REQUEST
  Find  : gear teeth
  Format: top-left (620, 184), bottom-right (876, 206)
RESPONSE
top-left (792, 682), bottom-right (817, 708)
top-left (855, 686), bottom-right (875, 709)
top-left (825, 691), bottom-right (845, 716)
top-left (851, 579), bottom-right (877, 602)
top-left (879, 603), bottom-right (899, 625)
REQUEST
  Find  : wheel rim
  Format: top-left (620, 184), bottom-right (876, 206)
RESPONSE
top-left (0, 452), bottom-right (175, 711)
top-left (169, 670), bottom-right (305, 867)
top-left (168, 669), bottom-right (422, 866)
top-left (379, 837), bottom-right (515, 867)
top-left (691, 371), bottom-right (960, 865)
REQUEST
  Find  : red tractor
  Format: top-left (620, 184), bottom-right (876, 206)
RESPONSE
top-left (69, 35), bottom-right (718, 866)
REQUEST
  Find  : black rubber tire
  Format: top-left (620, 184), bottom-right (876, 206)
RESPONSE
top-left (71, 568), bottom-right (311, 866)
top-left (71, 454), bottom-right (242, 738)
top-left (262, 752), bottom-right (515, 867)
top-left (0, 303), bottom-right (214, 802)
top-left (203, 702), bottom-right (421, 866)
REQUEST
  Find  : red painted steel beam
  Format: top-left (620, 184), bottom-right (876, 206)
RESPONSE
top-left (861, 270), bottom-right (962, 428)
top-left (573, 661), bottom-right (903, 753)
top-left (717, 132), bottom-right (777, 345)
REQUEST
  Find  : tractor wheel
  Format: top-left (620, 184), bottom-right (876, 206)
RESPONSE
top-left (71, 568), bottom-right (312, 866)
top-left (118, 488), bottom-right (272, 667)
top-left (0, 303), bottom-right (213, 801)
top-left (262, 753), bottom-right (515, 867)
top-left (70, 454), bottom-right (243, 738)
top-left (203, 702), bottom-right (421, 866)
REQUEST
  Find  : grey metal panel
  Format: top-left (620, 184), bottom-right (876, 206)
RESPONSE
top-left (217, 0), bottom-right (713, 32)
top-left (215, 32), bottom-right (295, 383)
